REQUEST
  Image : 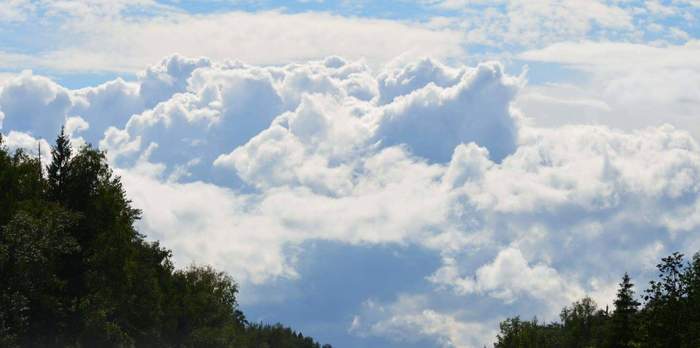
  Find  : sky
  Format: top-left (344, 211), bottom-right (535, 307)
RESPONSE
top-left (2, 1), bottom-right (700, 347)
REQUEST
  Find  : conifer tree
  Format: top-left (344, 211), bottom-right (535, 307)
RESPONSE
top-left (608, 273), bottom-right (640, 348)
top-left (46, 126), bottom-right (72, 203)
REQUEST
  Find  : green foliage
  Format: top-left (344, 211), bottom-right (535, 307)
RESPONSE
top-left (242, 323), bottom-right (326, 348)
top-left (0, 131), bottom-right (332, 347)
top-left (494, 252), bottom-right (700, 348)
top-left (494, 317), bottom-right (563, 347)
top-left (46, 126), bottom-right (72, 204)
top-left (608, 273), bottom-right (640, 348)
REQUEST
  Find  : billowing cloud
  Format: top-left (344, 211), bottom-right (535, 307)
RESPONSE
top-left (374, 61), bottom-right (520, 162)
top-left (3, 55), bottom-right (700, 347)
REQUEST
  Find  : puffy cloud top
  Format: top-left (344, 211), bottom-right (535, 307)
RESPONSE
top-left (2, 56), bottom-right (700, 348)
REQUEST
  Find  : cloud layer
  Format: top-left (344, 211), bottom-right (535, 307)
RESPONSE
top-left (2, 55), bottom-right (700, 347)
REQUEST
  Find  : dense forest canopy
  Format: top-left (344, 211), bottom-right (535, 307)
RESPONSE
top-left (0, 129), bottom-right (332, 348)
top-left (493, 252), bottom-right (700, 348)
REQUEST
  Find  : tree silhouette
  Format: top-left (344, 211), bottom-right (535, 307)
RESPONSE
top-left (608, 273), bottom-right (640, 347)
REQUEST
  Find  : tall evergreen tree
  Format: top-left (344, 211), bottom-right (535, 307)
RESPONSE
top-left (608, 273), bottom-right (640, 348)
top-left (46, 127), bottom-right (72, 203)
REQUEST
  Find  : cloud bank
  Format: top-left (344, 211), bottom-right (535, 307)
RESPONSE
top-left (2, 55), bottom-right (700, 347)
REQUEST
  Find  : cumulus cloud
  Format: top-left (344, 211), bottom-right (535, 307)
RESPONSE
top-left (350, 294), bottom-right (497, 348)
top-left (429, 247), bottom-right (584, 305)
top-left (0, 55), bottom-right (216, 142)
top-left (3, 55), bottom-right (700, 347)
top-left (374, 61), bottom-right (521, 162)
top-left (0, 71), bottom-right (73, 137)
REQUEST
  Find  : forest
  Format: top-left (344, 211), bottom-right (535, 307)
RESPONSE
top-left (0, 129), bottom-right (331, 348)
top-left (493, 252), bottom-right (700, 347)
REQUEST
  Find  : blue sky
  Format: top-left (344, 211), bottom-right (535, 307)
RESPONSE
top-left (2, 1), bottom-right (700, 347)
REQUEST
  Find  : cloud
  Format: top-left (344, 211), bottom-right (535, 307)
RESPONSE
top-left (0, 71), bottom-right (73, 137)
top-left (429, 247), bottom-right (584, 305)
top-left (1, 10), bottom-right (467, 73)
top-left (421, 0), bottom-right (635, 47)
top-left (520, 40), bottom-right (700, 71)
top-left (1, 130), bottom-right (54, 166)
top-left (0, 0), bottom-right (33, 22)
top-left (350, 294), bottom-right (497, 348)
top-left (0, 55), bottom-right (219, 144)
top-left (374, 61), bottom-right (521, 162)
top-left (4, 55), bottom-right (700, 347)
top-left (517, 41), bottom-right (700, 145)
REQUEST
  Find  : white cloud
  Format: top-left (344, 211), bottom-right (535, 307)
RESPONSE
top-left (517, 41), bottom-right (700, 141)
top-left (422, 0), bottom-right (635, 47)
top-left (374, 61), bottom-right (521, 162)
top-left (2, 130), bottom-right (54, 165)
top-left (1, 10), bottom-right (467, 73)
top-left (520, 40), bottom-right (700, 71)
top-left (4, 55), bottom-right (700, 347)
top-left (430, 247), bottom-right (584, 306)
top-left (350, 294), bottom-right (498, 348)
top-left (65, 116), bottom-right (89, 135)
top-left (0, 71), bottom-right (73, 136)
top-left (0, 0), bottom-right (33, 22)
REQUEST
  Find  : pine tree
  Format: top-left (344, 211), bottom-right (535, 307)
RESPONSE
top-left (46, 126), bottom-right (72, 203)
top-left (608, 273), bottom-right (640, 348)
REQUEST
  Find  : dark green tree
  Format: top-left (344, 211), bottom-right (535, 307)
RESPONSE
top-left (492, 252), bottom-right (700, 348)
top-left (642, 252), bottom-right (687, 347)
top-left (685, 253), bottom-right (700, 346)
top-left (0, 206), bottom-right (79, 347)
top-left (607, 273), bottom-right (640, 348)
top-left (46, 126), bottom-right (72, 203)
top-left (0, 128), bottom-right (333, 348)
top-left (559, 297), bottom-right (608, 348)
top-left (493, 316), bottom-right (563, 348)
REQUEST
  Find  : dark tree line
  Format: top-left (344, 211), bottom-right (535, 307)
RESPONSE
top-left (493, 252), bottom-right (700, 348)
top-left (0, 129), bottom-right (332, 348)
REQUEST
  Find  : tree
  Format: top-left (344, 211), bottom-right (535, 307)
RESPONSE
top-left (46, 126), bottom-right (72, 203)
top-left (642, 252), bottom-right (687, 347)
top-left (0, 128), bottom-right (333, 348)
top-left (563, 297), bottom-right (609, 348)
top-left (682, 252), bottom-right (700, 346)
top-left (608, 273), bottom-right (640, 348)
top-left (0, 205), bottom-right (79, 347)
top-left (493, 316), bottom-right (563, 348)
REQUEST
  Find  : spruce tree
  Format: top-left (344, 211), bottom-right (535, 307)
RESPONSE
top-left (608, 273), bottom-right (640, 348)
top-left (46, 126), bottom-right (72, 203)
